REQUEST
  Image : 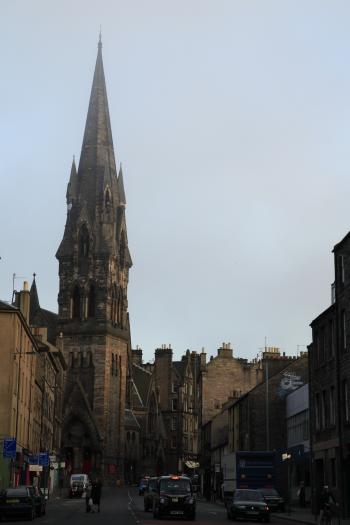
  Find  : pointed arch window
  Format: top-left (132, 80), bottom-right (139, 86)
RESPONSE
top-left (117, 291), bottom-right (123, 327)
top-left (111, 284), bottom-right (117, 324)
top-left (88, 283), bottom-right (95, 318)
top-left (105, 188), bottom-right (111, 207)
top-left (79, 224), bottom-right (90, 258)
top-left (72, 286), bottom-right (81, 319)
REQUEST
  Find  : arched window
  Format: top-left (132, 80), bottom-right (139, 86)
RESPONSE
top-left (72, 286), bottom-right (80, 319)
top-left (111, 285), bottom-right (117, 324)
top-left (79, 224), bottom-right (89, 257)
top-left (88, 283), bottom-right (95, 318)
top-left (117, 292), bottom-right (123, 327)
top-left (105, 188), bottom-right (111, 206)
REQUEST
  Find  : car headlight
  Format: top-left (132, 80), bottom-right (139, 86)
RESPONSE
top-left (186, 497), bottom-right (194, 505)
top-left (160, 497), bottom-right (167, 504)
top-left (236, 505), bottom-right (246, 509)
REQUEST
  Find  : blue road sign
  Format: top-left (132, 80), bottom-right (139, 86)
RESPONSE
top-left (38, 452), bottom-right (49, 467)
top-left (3, 438), bottom-right (16, 459)
top-left (28, 454), bottom-right (39, 464)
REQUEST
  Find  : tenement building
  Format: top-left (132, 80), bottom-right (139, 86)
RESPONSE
top-left (309, 232), bottom-right (350, 519)
top-left (0, 282), bottom-right (66, 491)
top-left (56, 37), bottom-right (132, 482)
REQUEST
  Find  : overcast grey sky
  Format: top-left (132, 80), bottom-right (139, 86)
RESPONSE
top-left (1, 0), bottom-right (350, 362)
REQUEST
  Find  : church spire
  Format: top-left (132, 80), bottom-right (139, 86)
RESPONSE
top-left (78, 36), bottom-right (117, 180)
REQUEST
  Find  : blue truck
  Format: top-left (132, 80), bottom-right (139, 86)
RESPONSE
top-left (222, 451), bottom-right (275, 498)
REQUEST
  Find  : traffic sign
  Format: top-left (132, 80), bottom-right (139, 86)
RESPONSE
top-left (3, 438), bottom-right (16, 459)
top-left (38, 452), bottom-right (49, 467)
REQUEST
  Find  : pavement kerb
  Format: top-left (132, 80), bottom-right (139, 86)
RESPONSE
top-left (273, 512), bottom-right (315, 525)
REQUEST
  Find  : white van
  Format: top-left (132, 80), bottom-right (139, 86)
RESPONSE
top-left (69, 474), bottom-right (90, 498)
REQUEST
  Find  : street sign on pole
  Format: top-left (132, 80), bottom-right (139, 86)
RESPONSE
top-left (3, 438), bottom-right (16, 459)
top-left (38, 452), bottom-right (49, 467)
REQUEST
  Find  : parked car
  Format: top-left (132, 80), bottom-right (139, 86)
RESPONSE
top-left (259, 487), bottom-right (285, 512)
top-left (144, 477), bottom-right (158, 511)
top-left (0, 486), bottom-right (36, 521)
top-left (153, 475), bottom-right (196, 520)
top-left (69, 473), bottom-right (89, 498)
top-left (28, 486), bottom-right (46, 516)
top-left (226, 489), bottom-right (270, 522)
top-left (138, 477), bottom-right (149, 496)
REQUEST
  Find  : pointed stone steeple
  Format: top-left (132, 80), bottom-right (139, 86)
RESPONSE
top-left (29, 273), bottom-right (40, 322)
top-left (66, 156), bottom-right (77, 204)
top-left (118, 164), bottom-right (126, 206)
top-left (78, 37), bottom-right (117, 193)
top-left (56, 38), bottom-right (133, 481)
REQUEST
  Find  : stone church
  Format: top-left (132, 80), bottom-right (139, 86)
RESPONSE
top-left (56, 37), bottom-right (132, 482)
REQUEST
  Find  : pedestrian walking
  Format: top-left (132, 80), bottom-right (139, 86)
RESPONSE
top-left (91, 478), bottom-right (102, 513)
top-left (318, 485), bottom-right (336, 525)
top-left (298, 481), bottom-right (306, 508)
top-left (85, 482), bottom-right (92, 513)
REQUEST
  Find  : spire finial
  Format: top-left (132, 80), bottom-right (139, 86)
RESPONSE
top-left (33, 272), bottom-right (36, 281)
top-left (98, 26), bottom-right (102, 49)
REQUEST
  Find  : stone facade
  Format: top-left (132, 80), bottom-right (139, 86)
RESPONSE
top-left (146, 347), bottom-right (200, 475)
top-left (228, 355), bottom-right (308, 453)
top-left (309, 231), bottom-right (350, 519)
top-left (56, 38), bottom-right (132, 482)
top-left (129, 349), bottom-right (166, 480)
top-left (0, 283), bottom-right (66, 490)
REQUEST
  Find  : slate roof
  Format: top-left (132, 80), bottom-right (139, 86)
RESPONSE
top-left (0, 300), bottom-right (17, 311)
top-left (30, 278), bottom-right (58, 345)
top-left (125, 408), bottom-right (141, 430)
top-left (132, 363), bottom-right (152, 407)
top-left (173, 360), bottom-right (186, 381)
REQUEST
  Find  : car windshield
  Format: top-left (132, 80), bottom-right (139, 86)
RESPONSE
top-left (149, 480), bottom-right (158, 490)
top-left (4, 488), bottom-right (28, 497)
top-left (234, 490), bottom-right (263, 502)
top-left (260, 488), bottom-right (279, 496)
top-left (71, 475), bottom-right (85, 481)
top-left (159, 478), bottom-right (191, 494)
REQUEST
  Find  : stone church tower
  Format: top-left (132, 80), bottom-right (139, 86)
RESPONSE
top-left (56, 37), bottom-right (132, 481)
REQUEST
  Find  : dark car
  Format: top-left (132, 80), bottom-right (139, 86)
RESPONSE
top-left (227, 489), bottom-right (270, 522)
top-left (138, 477), bottom-right (149, 496)
top-left (0, 486), bottom-right (36, 521)
top-left (144, 477), bottom-right (158, 511)
top-left (153, 475), bottom-right (196, 520)
top-left (259, 488), bottom-right (285, 512)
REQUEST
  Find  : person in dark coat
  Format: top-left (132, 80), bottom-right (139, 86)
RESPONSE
top-left (298, 481), bottom-right (306, 508)
top-left (91, 478), bottom-right (102, 513)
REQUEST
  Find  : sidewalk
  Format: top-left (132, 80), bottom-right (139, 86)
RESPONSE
top-left (206, 497), bottom-right (348, 525)
top-left (274, 506), bottom-right (347, 525)
top-left (274, 507), bottom-right (316, 525)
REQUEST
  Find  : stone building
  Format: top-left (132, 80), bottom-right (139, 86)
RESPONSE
top-left (145, 346), bottom-right (200, 475)
top-left (309, 231), bottom-right (350, 519)
top-left (227, 355), bottom-right (308, 453)
top-left (56, 37), bottom-right (132, 482)
top-left (0, 282), bottom-right (66, 490)
top-left (129, 348), bottom-right (166, 480)
top-left (199, 343), bottom-right (263, 427)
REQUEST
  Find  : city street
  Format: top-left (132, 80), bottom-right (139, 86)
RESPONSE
top-left (1, 487), bottom-right (300, 525)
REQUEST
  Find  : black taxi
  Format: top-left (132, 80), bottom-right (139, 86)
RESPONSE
top-left (153, 475), bottom-right (196, 520)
